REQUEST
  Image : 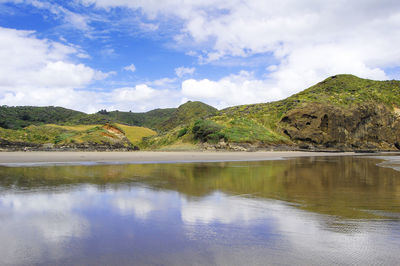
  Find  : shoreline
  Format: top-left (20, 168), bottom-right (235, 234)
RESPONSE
top-left (0, 151), bottom-right (394, 166)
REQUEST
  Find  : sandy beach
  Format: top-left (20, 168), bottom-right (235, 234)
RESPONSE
top-left (0, 151), bottom-right (368, 166)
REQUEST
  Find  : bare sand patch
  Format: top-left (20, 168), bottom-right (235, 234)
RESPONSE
top-left (0, 151), bottom-right (366, 166)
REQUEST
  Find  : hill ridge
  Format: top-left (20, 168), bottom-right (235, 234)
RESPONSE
top-left (1, 74), bottom-right (400, 151)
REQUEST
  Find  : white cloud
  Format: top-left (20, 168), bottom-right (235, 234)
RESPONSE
top-left (0, 26), bottom-right (117, 112)
top-left (139, 22), bottom-right (159, 31)
top-left (181, 71), bottom-right (283, 109)
top-left (124, 63), bottom-right (136, 72)
top-left (109, 84), bottom-right (180, 111)
top-left (146, 77), bottom-right (177, 90)
top-left (3, 1), bottom-right (400, 112)
top-left (2, 0), bottom-right (92, 31)
top-left (81, 0), bottom-right (400, 102)
top-left (0, 25), bottom-right (181, 112)
top-left (175, 66), bottom-right (195, 78)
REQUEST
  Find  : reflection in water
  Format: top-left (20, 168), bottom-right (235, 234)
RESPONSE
top-left (0, 156), bottom-right (400, 265)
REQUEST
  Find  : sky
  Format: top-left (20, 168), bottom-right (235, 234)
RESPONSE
top-left (0, 0), bottom-right (400, 113)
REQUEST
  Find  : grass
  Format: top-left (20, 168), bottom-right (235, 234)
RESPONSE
top-left (47, 124), bottom-right (100, 131)
top-left (216, 74), bottom-right (400, 138)
top-left (159, 101), bottom-right (218, 131)
top-left (221, 118), bottom-right (288, 143)
top-left (116, 124), bottom-right (157, 143)
top-left (139, 74), bottom-right (400, 148)
top-left (0, 123), bottom-right (156, 147)
top-left (2, 74), bottom-right (400, 149)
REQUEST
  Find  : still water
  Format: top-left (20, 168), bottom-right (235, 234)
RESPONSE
top-left (1, 156), bottom-right (400, 265)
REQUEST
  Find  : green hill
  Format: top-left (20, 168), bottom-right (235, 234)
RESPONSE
top-left (98, 108), bottom-right (177, 131)
top-left (2, 75), bottom-right (400, 151)
top-left (0, 106), bottom-right (85, 129)
top-left (159, 101), bottom-right (218, 131)
top-left (0, 105), bottom-right (177, 131)
top-left (220, 74), bottom-right (400, 126)
top-left (0, 123), bottom-right (156, 151)
top-left (141, 75), bottom-right (400, 151)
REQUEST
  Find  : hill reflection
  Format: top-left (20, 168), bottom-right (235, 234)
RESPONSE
top-left (1, 156), bottom-right (399, 218)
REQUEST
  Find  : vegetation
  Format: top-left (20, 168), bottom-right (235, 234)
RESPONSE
top-left (2, 75), bottom-right (400, 150)
top-left (221, 118), bottom-right (288, 143)
top-left (0, 123), bottom-right (156, 147)
top-left (219, 74), bottom-right (400, 129)
top-left (192, 119), bottom-right (224, 143)
top-left (160, 101), bottom-right (218, 131)
top-left (0, 106), bottom-right (84, 129)
top-left (100, 108), bottom-right (177, 131)
top-left (116, 124), bottom-right (157, 143)
top-left (1, 157), bottom-right (399, 218)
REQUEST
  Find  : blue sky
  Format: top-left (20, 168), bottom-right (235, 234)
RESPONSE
top-left (0, 0), bottom-right (399, 113)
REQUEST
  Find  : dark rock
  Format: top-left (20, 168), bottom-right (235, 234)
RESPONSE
top-left (279, 102), bottom-right (400, 151)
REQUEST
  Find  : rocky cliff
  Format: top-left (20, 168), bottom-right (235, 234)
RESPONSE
top-left (279, 102), bottom-right (400, 151)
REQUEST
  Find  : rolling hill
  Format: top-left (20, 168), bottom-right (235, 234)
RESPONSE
top-left (141, 75), bottom-right (400, 151)
top-left (1, 74), bottom-right (400, 151)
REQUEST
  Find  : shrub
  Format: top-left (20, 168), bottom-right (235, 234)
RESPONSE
top-left (192, 119), bottom-right (224, 143)
top-left (177, 127), bottom-right (188, 138)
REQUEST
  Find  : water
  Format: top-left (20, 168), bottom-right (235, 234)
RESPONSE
top-left (1, 156), bottom-right (400, 265)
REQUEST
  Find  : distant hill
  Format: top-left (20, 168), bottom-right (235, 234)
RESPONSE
top-left (0, 106), bottom-right (85, 129)
top-left (211, 75), bottom-right (400, 150)
top-left (0, 123), bottom-right (156, 151)
top-left (98, 108), bottom-right (177, 131)
top-left (142, 75), bottom-right (400, 151)
top-left (0, 105), bottom-right (178, 131)
top-left (2, 75), bottom-right (400, 151)
top-left (93, 101), bottom-right (217, 131)
top-left (159, 101), bottom-right (218, 131)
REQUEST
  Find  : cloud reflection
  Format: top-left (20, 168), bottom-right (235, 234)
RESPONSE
top-left (0, 190), bottom-right (90, 265)
top-left (181, 192), bottom-right (270, 225)
top-left (0, 183), bottom-right (399, 265)
top-left (180, 191), bottom-right (400, 264)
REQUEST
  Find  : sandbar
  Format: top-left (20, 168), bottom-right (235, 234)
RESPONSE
top-left (0, 151), bottom-right (371, 166)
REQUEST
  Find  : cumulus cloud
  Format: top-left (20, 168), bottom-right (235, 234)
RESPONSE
top-left (81, 0), bottom-right (400, 102)
top-left (175, 66), bottom-right (195, 78)
top-left (0, 25), bottom-right (180, 112)
top-left (124, 64), bottom-right (136, 72)
top-left (3, 1), bottom-right (400, 111)
top-left (109, 84), bottom-right (180, 111)
top-left (181, 71), bottom-right (283, 108)
top-left (0, 26), bottom-right (136, 113)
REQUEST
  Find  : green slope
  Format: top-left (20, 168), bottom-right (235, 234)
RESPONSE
top-left (160, 101), bottom-right (218, 131)
top-left (220, 74), bottom-right (400, 128)
top-left (100, 108), bottom-right (177, 130)
top-left (0, 106), bottom-right (85, 129)
top-left (0, 123), bottom-right (156, 150)
top-left (2, 75), bottom-right (400, 151)
top-left (141, 75), bottom-right (400, 150)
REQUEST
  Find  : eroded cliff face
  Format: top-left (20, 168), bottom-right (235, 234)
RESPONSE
top-left (279, 103), bottom-right (400, 151)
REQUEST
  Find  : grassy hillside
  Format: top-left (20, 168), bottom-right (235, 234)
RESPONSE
top-left (159, 101), bottom-right (218, 131)
top-left (0, 123), bottom-right (156, 149)
top-left (113, 124), bottom-right (156, 143)
top-left (141, 75), bottom-right (400, 150)
top-left (220, 74), bottom-right (400, 128)
top-left (0, 106), bottom-right (85, 129)
top-left (2, 75), bottom-right (400, 151)
top-left (0, 105), bottom-right (177, 131)
top-left (100, 108), bottom-right (177, 130)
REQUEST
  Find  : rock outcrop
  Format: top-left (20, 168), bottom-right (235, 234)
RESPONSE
top-left (279, 102), bottom-right (400, 151)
